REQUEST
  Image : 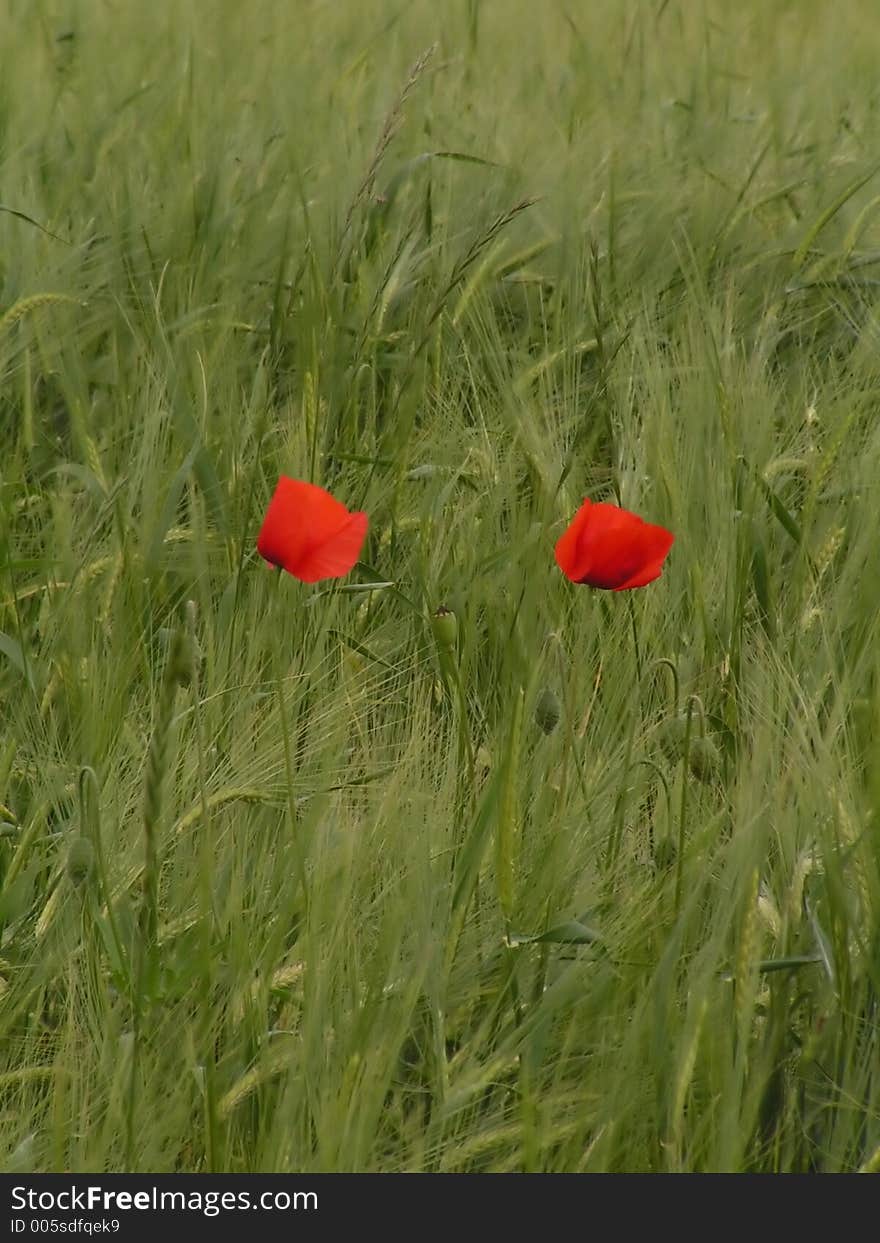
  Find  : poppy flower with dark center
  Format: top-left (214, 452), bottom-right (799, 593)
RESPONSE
top-left (257, 476), bottom-right (368, 583)
top-left (555, 498), bottom-right (674, 590)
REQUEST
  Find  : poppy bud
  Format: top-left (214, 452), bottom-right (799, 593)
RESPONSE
top-left (431, 605), bottom-right (458, 653)
top-left (66, 835), bottom-right (95, 886)
top-left (170, 627), bottom-right (195, 687)
top-left (657, 715), bottom-right (688, 761)
top-left (688, 735), bottom-right (720, 783)
top-left (658, 715), bottom-right (720, 782)
top-left (534, 687), bottom-right (561, 735)
top-left (158, 626), bottom-right (194, 686)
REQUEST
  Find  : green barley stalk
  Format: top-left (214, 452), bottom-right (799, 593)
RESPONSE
top-left (126, 622), bottom-right (191, 1168)
top-left (432, 607), bottom-right (477, 821)
top-left (334, 44), bottom-right (438, 277)
top-left (496, 687), bottom-right (524, 925)
top-left (186, 599), bottom-right (222, 1171)
top-left (78, 766), bottom-right (128, 990)
top-left (140, 626), bottom-right (191, 967)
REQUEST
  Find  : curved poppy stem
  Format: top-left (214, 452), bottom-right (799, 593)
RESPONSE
top-left (606, 707), bottom-right (638, 871)
top-left (634, 758), bottom-right (673, 826)
top-left (554, 636), bottom-right (598, 816)
top-left (605, 597), bottom-right (643, 871)
top-left (456, 663), bottom-right (476, 784)
top-left (272, 569), bottom-right (310, 909)
top-left (674, 695), bottom-right (705, 917)
top-left (649, 657), bottom-right (680, 717)
top-left (626, 594), bottom-right (642, 685)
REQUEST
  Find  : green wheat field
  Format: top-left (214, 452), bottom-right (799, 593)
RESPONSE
top-left (2, 0), bottom-right (880, 1174)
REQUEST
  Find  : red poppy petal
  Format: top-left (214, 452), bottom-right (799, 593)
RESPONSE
top-left (555, 498), bottom-right (623, 581)
top-left (554, 499), bottom-right (594, 580)
top-left (575, 506), bottom-right (650, 588)
top-left (613, 526), bottom-right (675, 590)
top-left (257, 478), bottom-right (322, 569)
top-left (613, 561), bottom-right (663, 590)
top-left (555, 499), bottom-right (674, 590)
top-left (257, 477), bottom-right (367, 583)
top-left (294, 511), bottom-right (368, 583)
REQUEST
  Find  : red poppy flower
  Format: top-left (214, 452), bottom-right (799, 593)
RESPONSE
top-left (256, 476), bottom-right (368, 583)
top-left (555, 499), bottom-right (674, 590)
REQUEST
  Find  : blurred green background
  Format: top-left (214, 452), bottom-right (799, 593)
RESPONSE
top-left (1, 0), bottom-right (879, 1171)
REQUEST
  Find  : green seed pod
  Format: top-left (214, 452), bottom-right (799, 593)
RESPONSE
top-left (534, 687), bottom-right (561, 735)
top-left (431, 605), bottom-right (458, 653)
top-left (66, 835), bottom-right (95, 887)
top-left (688, 735), bottom-right (721, 783)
